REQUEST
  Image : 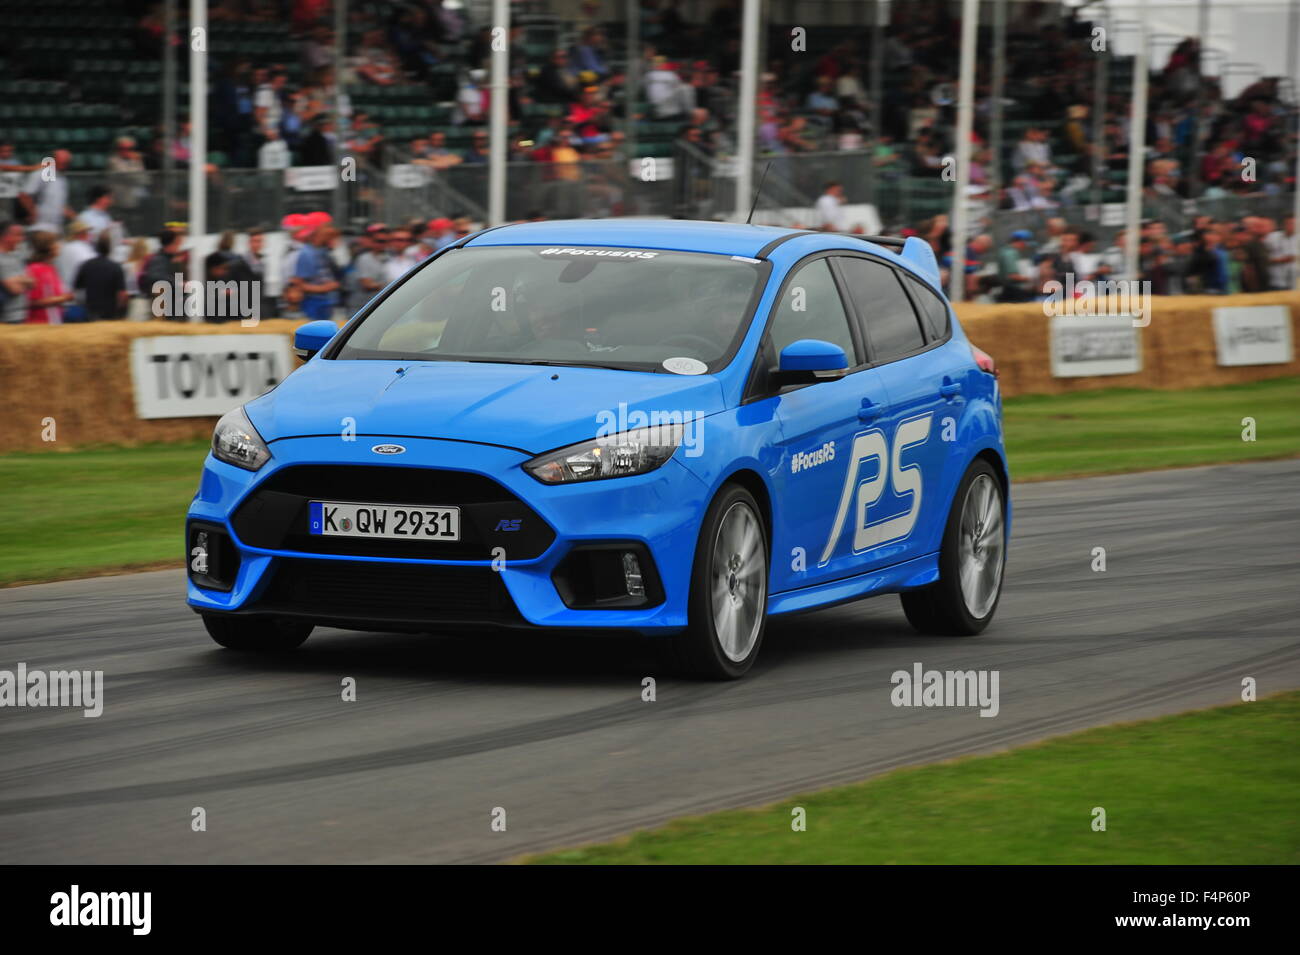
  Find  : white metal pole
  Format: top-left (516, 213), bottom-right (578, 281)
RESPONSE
top-left (1124, 0), bottom-right (1149, 283)
top-left (162, 0), bottom-right (176, 220)
top-left (734, 0), bottom-right (760, 222)
top-left (1291, 147), bottom-right (1300, 291)
top-left (990, 0), bottom-right (1006, 206)
top-left (188, 0), bottom-right (207, 322)
top-left (1293, 39), bottom-right (1300, 288)
top-left (948, 0), bottom-right (978, 302)
top-left (865, 0), bottom-right (887, 208)
top-left (488, 0), bottom-right (509, 225)
top-left (625, 0), bottom-right (640, 163)
top-left (1193, 0), bottom-right (1208, 195)
top-left (1291, 0), bottom-right (1300, 289)
top-left (333, 0), bottom-right (347, 225)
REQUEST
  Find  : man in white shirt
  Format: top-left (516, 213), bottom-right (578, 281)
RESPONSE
top-left (1264, 216), bottom-right (1295, 290)
top-left (456, 70), bottom-right (487, 125)
top-left (814, 181), bottom-right (848, 232)
top-left (1013, 128), bottom-right (1052, 171)
top-left (1068, 231), bottom-right (1102, 283)
top-left (644, 58), bottom-right (688, 120)
top-left (78, 186), bottom-right (116, 243)
top-left (382, 228), bottom-right (426, 284)
top-left (254, 72), bottom-right (287, 134)
top-left (258, 128), bottom-right (291, 170)
top-left (56, 219), bottom-right (96, 290)
top-left (19, 149), bottom-right (73, 232)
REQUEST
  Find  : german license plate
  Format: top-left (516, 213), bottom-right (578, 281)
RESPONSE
top-left (309, 501), bottom-right (460, 540)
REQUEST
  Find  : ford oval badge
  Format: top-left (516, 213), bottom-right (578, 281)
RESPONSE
top-left (371, 444), bottom-right (406, 455)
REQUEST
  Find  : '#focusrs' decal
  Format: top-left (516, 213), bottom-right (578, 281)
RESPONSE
top-left (791, 441), bottom-right (836, 474)
top-left (538, 248), bottom-right (660, 259)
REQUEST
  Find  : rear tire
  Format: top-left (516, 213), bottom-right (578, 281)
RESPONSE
top-left (901, 458), bottom-right (1006, 636)
top-left (201, 614), bottom-right (313, 651)
top-left (670, 484), bottom-right (769, 680)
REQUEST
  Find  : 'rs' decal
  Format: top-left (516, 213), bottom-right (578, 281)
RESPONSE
top-left (818, 413), bottom-right (932, 566)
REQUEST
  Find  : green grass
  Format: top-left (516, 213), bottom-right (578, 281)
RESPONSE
top-left (524, 692), bottom-right (1300, 864)
top-left (0, 439), bottom-right (209, 585)
top-left (0, 379), bottom-right (1297, 585)
top-left (1003, 377), bottom-right (1300, 480)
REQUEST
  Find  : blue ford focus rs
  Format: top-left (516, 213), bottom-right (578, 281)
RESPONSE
top-left (187, 219), bottom-right (1009, 678)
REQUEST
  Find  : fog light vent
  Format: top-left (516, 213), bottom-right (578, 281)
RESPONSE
top-left (551, 541), bottom-right (664, 609)
top-left (187, 522), bottom-right (239, 592)
top-left (622, 551), bottom-right (645, 598)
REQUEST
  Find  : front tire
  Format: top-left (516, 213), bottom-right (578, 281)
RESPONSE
top-left (901, 458), bottom-right (1006, 636)
top-left (671, 484), bottom-right (769, 679)
top-left (201, 614), bottom-right (314, 651)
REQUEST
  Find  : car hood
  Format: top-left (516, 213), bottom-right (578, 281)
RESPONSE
top-left (247, 358), bottom-right (728, 454)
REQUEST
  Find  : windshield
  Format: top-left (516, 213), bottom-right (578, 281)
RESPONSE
top-left (334, 245), bottom-right (767, 373)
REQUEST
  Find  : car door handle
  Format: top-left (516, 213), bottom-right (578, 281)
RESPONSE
top-left (858, 398), bottom-right (882, 422)
top-left (939, 378), bottom-right (963, 400)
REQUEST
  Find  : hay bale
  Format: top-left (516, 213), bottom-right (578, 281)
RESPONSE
top-left (0, 320), bottom-right (307, 452)
top-left (955, 292), bottom-right (1300, 398)
top-left (2, 293), bottom-right (1298, 451)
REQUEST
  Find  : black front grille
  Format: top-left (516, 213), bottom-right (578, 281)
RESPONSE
top-left (255, 558), bottom-right (523, 624)
top-left (232, 465), bottom-right (554, 560)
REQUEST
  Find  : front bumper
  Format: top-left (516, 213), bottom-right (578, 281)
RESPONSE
top-left (186, 435), bottom-right (708, 633)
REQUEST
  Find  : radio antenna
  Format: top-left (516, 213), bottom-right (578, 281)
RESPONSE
top-left (745, 162), bottom-right (772, 225)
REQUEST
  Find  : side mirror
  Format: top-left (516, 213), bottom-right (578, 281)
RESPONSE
top-left (293, 320), bottom-right (339, 360)
top-left (775, 338), bottom-right (849, 385)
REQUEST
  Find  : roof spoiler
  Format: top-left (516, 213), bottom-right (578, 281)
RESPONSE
top-left (838, 234), bottom-right (943, 288)
top-left (858, 234), bottom-right (905, 250)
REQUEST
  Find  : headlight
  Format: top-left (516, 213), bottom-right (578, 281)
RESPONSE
top-left (523, 425), bottom-right (681, 484)
top-left (212, 406), bottom-right (271, 471)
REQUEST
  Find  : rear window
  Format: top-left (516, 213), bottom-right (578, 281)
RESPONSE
top-left (835, 257), bottom-right (927, 362)
top-left (903, 276), bottom-right (953, 343)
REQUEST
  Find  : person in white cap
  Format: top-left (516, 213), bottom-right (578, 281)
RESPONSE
top-left (56, 219), bottom-right (96, 291)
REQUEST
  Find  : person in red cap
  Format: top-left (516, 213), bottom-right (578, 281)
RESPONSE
top-left (425, 218), bottom-right (456, 254)
top-left (277, 212), bottom-right (331, 316)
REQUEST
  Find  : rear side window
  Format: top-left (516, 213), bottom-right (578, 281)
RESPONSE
top-left (766, 258), bottom-right (859, 365)
top-left (904, 277), bottom-right (952, 343)
top-left (835, 257), bottom-right (926, 363)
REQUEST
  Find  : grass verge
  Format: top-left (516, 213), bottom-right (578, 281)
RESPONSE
top-left (1003, 377), bottom-right (1299, 480)
top-left (523, 692), bottom-right (1300, 864)
top-left (0, 439), bottom-right (208, 586)
top-left (1, 378), bottom-right (1296, 585)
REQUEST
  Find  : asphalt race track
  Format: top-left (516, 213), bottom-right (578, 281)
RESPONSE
top-left (1, 459), bottom-right (1297, 863)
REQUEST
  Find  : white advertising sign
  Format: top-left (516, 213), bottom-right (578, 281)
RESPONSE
top-left (1212, 305), bottom-right (1293, 366)
top-left (387, 163), bottom-right (431, 188)
top-left (130, 335), bottom-right (292, 419)
top-left (1099, 203), bottom-right (1127, 227)
top-left (284, 165), bottom-right (338, 192)
top-left (1050, 313), bottom-right (1142, 377)
top-left (627, 157), bottom-right (674, 180)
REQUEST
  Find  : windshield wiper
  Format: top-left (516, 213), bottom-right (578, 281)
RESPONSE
top-left (514, 359), bottom-right (635, 371)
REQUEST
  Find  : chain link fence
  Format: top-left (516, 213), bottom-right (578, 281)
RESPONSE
top-left (49, 155), bottom-right (1297, 244)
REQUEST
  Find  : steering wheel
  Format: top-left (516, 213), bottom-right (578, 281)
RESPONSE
top-left (660, 333), bottom-right (717, 355)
